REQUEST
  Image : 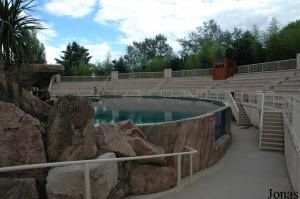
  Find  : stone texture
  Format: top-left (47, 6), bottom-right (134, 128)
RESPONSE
top-left (138, 109), bottom-right (232, 177)
top-left (46, 153), bottom-right (118, 199)
top-left (130, 164), bottom-right (176, 195)
top-left (0, 178), bottom-right (39, 199)
top-left (0, 101), bottom-right (46, 167)
top-left (128, 137), bottom-right (165, 165)
top-left (96, 124), bottom-right (136, 157)
top-left (107, 186), bottom-right (125, 199)
top-left (47, 95), bottom-right (97, 161)
top-left (116, 120), bottom-right (148, 140)
top-left (0, 72), bottom-right (51, 120)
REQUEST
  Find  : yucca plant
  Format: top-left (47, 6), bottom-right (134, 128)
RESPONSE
top-left (0, 0), bottom-right (43, 104)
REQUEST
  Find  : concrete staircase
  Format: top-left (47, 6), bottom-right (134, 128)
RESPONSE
top-left (260, 112), bottom-right (284, 151)
top-left (236, 103), bottom-right (251, 126)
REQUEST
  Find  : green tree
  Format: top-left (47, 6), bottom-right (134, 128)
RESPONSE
top-left (0, 0), bottom-right (43, 104)
top-left (147, 56), bottom-right (171, 72)
top-left (55, 41), bottom-right (91, 75)
top-left (124, 34), bottom-right (173, 70)
top-left (112, 57), bottom-right (129, 73)
top-left (272, 20), bottom-right (300, 59)
top-left (72, 58), bottom-right (93, 76)
top-left (24, 31), bottom-right (47, 64)
top-left (228, 31), bottom-right (264, 65)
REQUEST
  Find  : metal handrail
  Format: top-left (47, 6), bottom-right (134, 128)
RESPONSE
top-left (226, 92), bottom-right (240, 123)
top-left (259, 93), bottom-right (265, 149)
top-left (0, 146), bottom-right (198, 199)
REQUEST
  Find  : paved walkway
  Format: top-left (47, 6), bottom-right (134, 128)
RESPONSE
top-left (156, 123), bottom-right (292, 199)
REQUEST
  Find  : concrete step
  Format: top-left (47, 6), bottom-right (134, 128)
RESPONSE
top-left (263, 129), bottom-right (283, 134)
top-left (263, 125), bottom-right (283, 131)
top-left (238, 122), bottom-right (251, 126)
top-left (260, 146), bottom-right (284, 152)
top-left (264, 118), bottom-right (283, 122)
top-left (262, 133), bottom-right (284, 139)
top-left (263, 121), bottom-right (283, 126)
top-left (264, 112), bottom-right (282, 117)
top-left (261, 137), bottom-right (284, 143)
top-left (261, 141), bottom-right (284, 148)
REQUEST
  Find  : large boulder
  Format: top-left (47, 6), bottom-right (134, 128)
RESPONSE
top-left (46, 153), bottom-right (118, 199)
top-left (0, 178), bottom-right (39, 199)
top-left (47, 96), bottom-right (97, 161)
top-left (128, 137), bottom-right (165, 165)
top-left (96, 124), bottom-right (136, 157)
top-left (0, 101), bottom-right (46, 167)
top-left (115, 120), bottom-right (148, 140)
top-left (130, 164), bottom-right (176, 194)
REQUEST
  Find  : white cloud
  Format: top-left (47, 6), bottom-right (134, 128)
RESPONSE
top-left (94, 0), bottom-right (300, 52)
top-left (44, 0), bottom-right (97, 18)
top-left (44, 42), bottom-right (122, 64)
top-left (36, 22), bottom-right (58, 43)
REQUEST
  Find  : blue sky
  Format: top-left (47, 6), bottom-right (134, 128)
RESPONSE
top-left (35, 0), bottom-right (300, 64)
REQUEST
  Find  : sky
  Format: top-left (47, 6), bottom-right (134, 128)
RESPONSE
top-left (35, 0), bottom-right (300, 64)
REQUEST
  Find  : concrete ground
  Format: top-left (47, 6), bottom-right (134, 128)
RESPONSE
top-left (133, 123), bottom-right (292, 199)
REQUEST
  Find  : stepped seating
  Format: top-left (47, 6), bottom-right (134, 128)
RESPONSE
top-left (104, 78), bottom-right (164, 90)
top-left (271, 72), bottom-right (300, 95)
top-left (216, 70), bottom-right (297, 91)
top-left (50, 69), bottom-right (299, 95)
top-left (161, 76), bottom-right (214, 90)
top-left (260, 112), bottom-right (284, 151)
top-left (51, 81), bottom-right (104, 94)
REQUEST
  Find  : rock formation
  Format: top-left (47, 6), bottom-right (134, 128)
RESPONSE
top-left (0, 178), bottom-right (39, 199)
top-left (47, 95), bottom-right (97, 161)
top-left (46, 153), bottom-right (118, 199)
top-left (0, 101), bottom-right (46, 167)
top-left (129, 164), bottom-right (176, 194)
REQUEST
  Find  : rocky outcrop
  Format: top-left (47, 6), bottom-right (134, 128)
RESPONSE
top-left (0, 101), bottom-right (46, 167)
top-left (0, 178), bottom-right (39, 199)
top-left (116, 120), bottom-right (148, 140)
top-left (130, 164), bottom-right (176, 194)
top-left (128, 137), bottom-right (165, 165)
top-left (96, 124), bottom-right (136, 157)
top-left (47, 96), bottom-right (97, 161)
top-left (0, 72), bottom-right (51, 120)
top-left (46, 153), bottom-right (118, 199)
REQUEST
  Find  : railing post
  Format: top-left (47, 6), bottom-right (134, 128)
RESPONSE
top-left (177, 155), bottom-right (182, 190)
top-left (84, 164), bottom-right (91, 199)
top-left (189, 153), bottom-right (193, 183)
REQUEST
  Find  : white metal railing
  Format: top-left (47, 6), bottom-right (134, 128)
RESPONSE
top-left (48, 76), bottom-right (54, 92)
top-left (225, 92), bottom-right (240, 123)
top-left (0, 146), bottom-right (197, 199)
top-left (119, 71), bottom-right (164, 79)
top-left (61, 76), bottom-right (108, 82)
top-left (259, 93), bottom-right (265, 149)
top-left (237, 59), bottom-right (296, 74)
top-left (100, 74), bottom-right (111, 91)
top-left (172, 68), bottom-right (213, 77)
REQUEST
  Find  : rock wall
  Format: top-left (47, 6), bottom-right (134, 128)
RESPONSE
top-left (139, 107), bottom-right (232, 177)
top-left (0, 96), bottom-right (232, 199)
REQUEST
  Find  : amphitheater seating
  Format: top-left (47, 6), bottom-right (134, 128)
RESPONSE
top-left (161, 76), bottom-right (215, 90)
top-left (214, 70), bottom-right (297, 92)
top-left (51, 81), bottom-right (104, 95)
top-left (270, 71), bottom-right (300, 95)
top-left (104, 78), bottom-right (164, 91)
top-left (50, 69), bottom-right (300, 96)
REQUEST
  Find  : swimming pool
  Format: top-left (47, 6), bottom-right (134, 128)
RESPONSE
top-left (93, 96), bottom-right (223, 125)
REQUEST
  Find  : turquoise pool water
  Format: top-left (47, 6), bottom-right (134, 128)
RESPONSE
top-left (93, 97), bottom-right (223, 125)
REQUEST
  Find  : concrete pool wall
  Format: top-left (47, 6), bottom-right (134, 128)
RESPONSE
top-left (138, 103), bottom-right (232, 177)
